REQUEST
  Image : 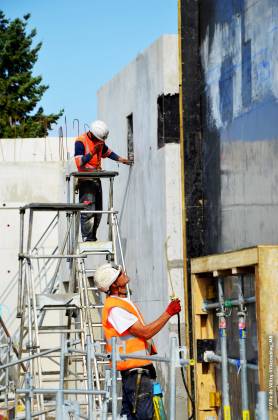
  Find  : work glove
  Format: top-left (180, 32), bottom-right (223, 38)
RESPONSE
top-left (165, 299), bottom-right (181, 316)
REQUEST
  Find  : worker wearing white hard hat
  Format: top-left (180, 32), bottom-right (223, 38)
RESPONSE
top-left (94, 263), bottom-right (181, 419)
top-left (74, 120), bottom-right (131, 242)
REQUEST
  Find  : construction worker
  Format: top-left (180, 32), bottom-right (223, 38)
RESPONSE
top-left (94, 263), bottom-right (181, 419)
top-left (74, 120), bottom-right (130, 241)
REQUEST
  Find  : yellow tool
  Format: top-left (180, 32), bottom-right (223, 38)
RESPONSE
top-left (153, 382), bottom-right (167, 420)
top-left (165, 236), bottom-right (179, 301)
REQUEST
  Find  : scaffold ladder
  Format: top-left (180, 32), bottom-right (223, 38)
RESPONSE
top-left (12, 170), bottom-right (127, 418)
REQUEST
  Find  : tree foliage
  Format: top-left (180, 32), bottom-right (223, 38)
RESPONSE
top-left (0, 11), bottom-right (63, 138)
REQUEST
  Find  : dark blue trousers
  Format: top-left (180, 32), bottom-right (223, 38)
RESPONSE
top-left (78, 179), bottom-right (102, 241)
top-left (120, 372), bottom-right (154, 420)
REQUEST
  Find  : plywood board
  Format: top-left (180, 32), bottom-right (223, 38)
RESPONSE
top-left (256, 247), bottom-right (278, 419)
top-left (191, 247), bottom-right (258, 274)
top-left (191, 246), bottom-right (278, 420)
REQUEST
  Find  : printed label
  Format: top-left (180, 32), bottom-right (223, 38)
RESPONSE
top-left (219, 328), bottom-right (227, 337)
top-left (238, 320), bottom-right (246, 330)
top-left (239, 329), bottom-right (246, 339)
top-left (219, 319), bottom-right (226, 329)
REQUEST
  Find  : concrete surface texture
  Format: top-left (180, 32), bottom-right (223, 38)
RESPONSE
top-left (97, 34), bottom-right (186, 414)
top-left (200, 0), bottom-right (278, 252)
top-left (0, 138), bottom-right (73, 335)
top-left (194, 2), bottom-right (278, 417)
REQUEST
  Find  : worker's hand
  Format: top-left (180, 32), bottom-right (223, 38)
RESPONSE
top-left (165, 299), bottom-right (181, 317)
top-left (118, 157), bottom-right (133, 165)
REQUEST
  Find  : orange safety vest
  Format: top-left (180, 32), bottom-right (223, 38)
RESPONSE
top-left (102, 296), bottom-right (157, 371)
top-left (74, 132), bottom-right (111, 171)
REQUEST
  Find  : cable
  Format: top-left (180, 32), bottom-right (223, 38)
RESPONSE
top-left (177, 312), bottom-right (195, 420)
top-left (164, 239), bottom-right (195, 418)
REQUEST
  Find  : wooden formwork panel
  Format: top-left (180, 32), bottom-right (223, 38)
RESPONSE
top-left (191, 246), bottom-right (278, 420)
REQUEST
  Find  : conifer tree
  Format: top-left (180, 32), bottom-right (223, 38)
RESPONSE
top-left (0, 11), bottom-right (63, 138)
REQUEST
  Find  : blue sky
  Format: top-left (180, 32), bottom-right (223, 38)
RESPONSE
top-left (1, 1), bottom-right (177, 136)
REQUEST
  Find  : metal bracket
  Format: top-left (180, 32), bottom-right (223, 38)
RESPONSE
top-left (177, 346), bottom-right (188, 367)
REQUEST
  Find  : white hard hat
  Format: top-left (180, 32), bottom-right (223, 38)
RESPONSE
top-left (90, 120), bottom-right (109, 141)
top-left (94, 263), bottom-right (122, 292)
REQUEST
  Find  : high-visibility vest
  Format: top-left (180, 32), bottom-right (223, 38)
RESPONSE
top-left (102, 296), bottom-right (157, 371)
top-left (74, 132), bottom-right (111, 171)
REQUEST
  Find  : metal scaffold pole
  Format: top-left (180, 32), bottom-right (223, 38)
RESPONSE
top-left (111, 336), bottom-right (118, 420)
top-left (169, 336), bottom-right (177, 420)
top-left (237, 276), bottom-right (250, 420)
top-left (217, 278), bottom-right (231, 420)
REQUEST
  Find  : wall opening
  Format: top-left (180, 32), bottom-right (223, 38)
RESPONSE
top-left (157, 93), bottom-right (180, 149)
top-left (126, 113), bottom-right (134, 162)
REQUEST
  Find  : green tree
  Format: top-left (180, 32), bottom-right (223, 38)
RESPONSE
top-left (0, 11), bottom-right (63, 138)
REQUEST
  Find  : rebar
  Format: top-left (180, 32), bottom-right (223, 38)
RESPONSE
top-left (17, 209), bottom-right (25, 317)
top-left (73, 118), bottom-right (80, 136)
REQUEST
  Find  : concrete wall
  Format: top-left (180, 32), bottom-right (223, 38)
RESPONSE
top-left (0, 138), bottom-right (74, 335)
top-left (180, 1), bottom-right (278, 418)
top-left (200, 0), bottom-right (278, 252)
top-left (97, 35), bottom-right (185, 408)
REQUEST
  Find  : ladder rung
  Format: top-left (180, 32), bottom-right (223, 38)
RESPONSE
top-left (73, 321), bottom-right (102, 327)
top-left (39, 305), bottom-right (80, 310)
top-left (79, 241), bottom-right (113, 255)
top-left (42, 370), bottom-right (60, 375)
top-left (42, 378), bottom-right (86, 383)
top-left (21, 349), bottom-right (61, 355)
top-left (84, 251), bottom-right (113, 255)
top-left (38, 329), bottom-right (84, 334)
top-left (36, 325), bottom-right (68, 330)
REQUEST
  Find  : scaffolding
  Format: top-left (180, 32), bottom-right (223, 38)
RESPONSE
top-left (0, 170), bottom-right (191, 419)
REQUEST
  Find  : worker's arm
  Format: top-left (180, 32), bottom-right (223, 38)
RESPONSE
top-left (118, 156), bottom-right (131, 165)
top-left (102, 144), bottom-right (131, 165)
top-left (75, 141), bottom-right (92, 166)
top-left (128, 300), bottom-right (181, 340)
